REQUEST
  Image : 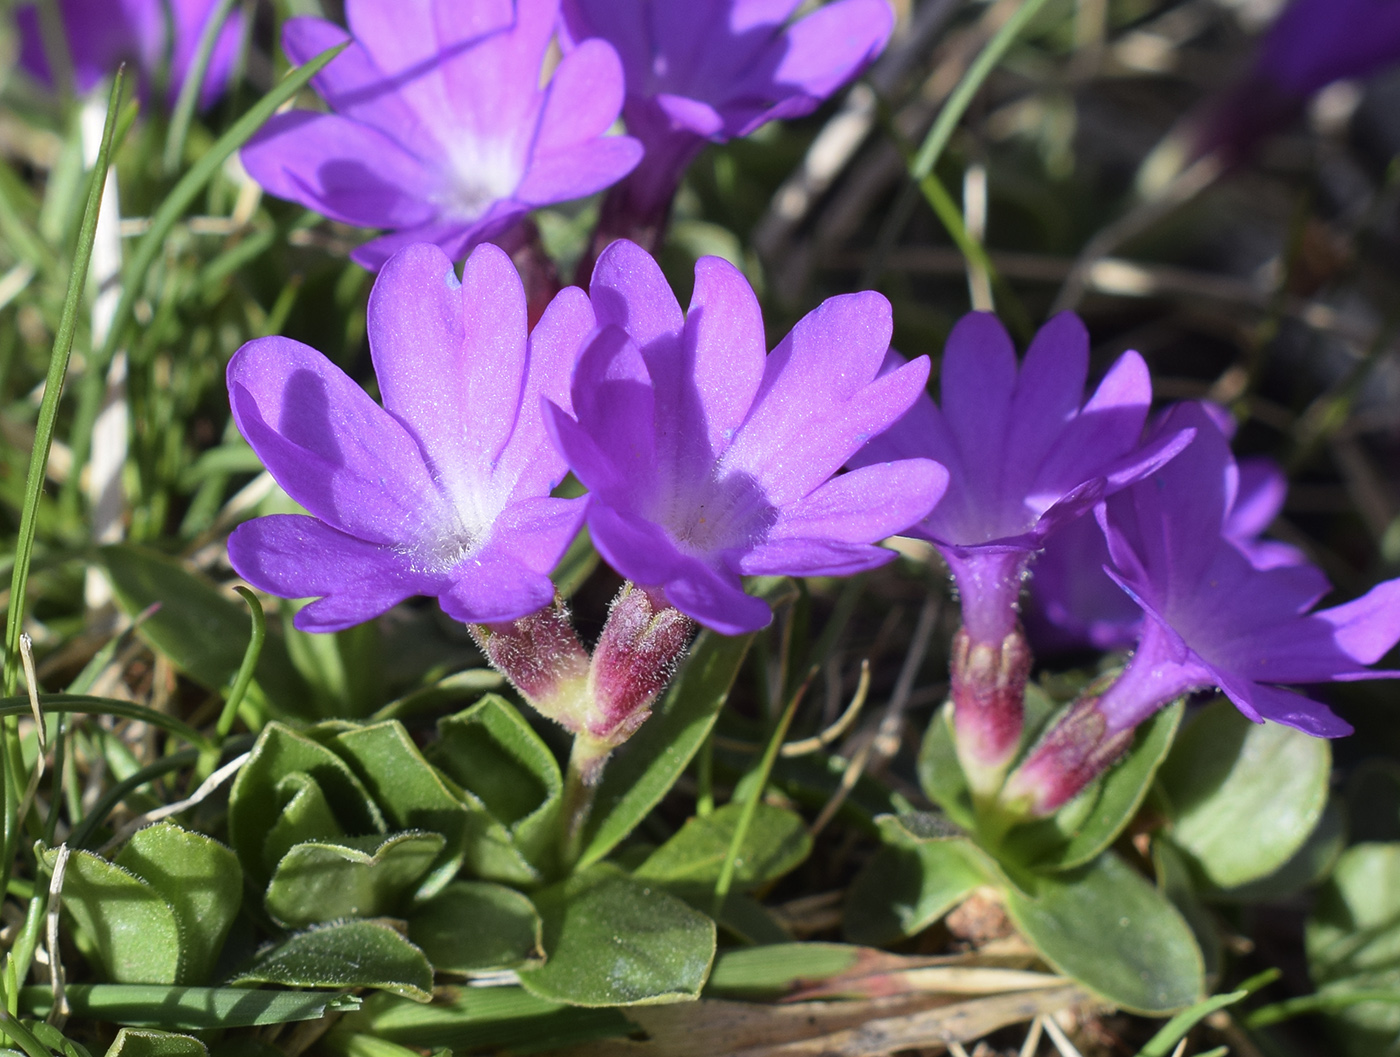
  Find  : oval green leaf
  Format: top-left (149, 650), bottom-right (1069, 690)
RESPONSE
top-left (103, 1029), bottom-right (207, 1057)
top-left (233, 920), bottom-right (433, 1002)
top-left (1003, 851), bottom-right (1204, 1014)
top-left (1159, 699), bottom-right (1330, 889)
top-left (518, 865), bottom-right (715, 1007)
top-left (264, 832), bottom-right (447, 928)
top-left (114, 823), bottom-right (242, 985)
top-left (408, 881), bottom-right (543, 972)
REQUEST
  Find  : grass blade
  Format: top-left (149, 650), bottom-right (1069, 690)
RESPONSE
top-left (162, 0), bottom-right (242, 174)
top-left (3, 69), bottom-right (125, 696)
top-left (64, 40), bottom-right (348, 515)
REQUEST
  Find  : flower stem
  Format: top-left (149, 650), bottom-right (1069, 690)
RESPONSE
top-left (559, 733), bottom-right (612, 870)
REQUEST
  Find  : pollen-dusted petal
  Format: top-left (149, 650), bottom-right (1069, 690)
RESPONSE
top-left (590, 240), bottom-right (686, 353)
top-left (738, 538), bottom-right (896, 577)
top-left (939, 312), bottom-right (1018, 499)
top-left (569, 325), bottom-right (658, 500)
top-left (439, 546), bottom-right (557, 625)
top-left (228, 336), bottom-right (445, 546)
top-left (366, 243), bottom-right (469, 480)
top-left (229, 515), bottom-right (443, 633)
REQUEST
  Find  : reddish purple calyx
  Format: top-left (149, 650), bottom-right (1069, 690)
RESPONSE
top-left (950, 624), bottom-right (1032, 798)
top-left (1001, 695), bottom-right (1135, 817)
top-left (588, 584), bottom-right (695, 746)
top-left (472, 597), bottom-right (592, 729)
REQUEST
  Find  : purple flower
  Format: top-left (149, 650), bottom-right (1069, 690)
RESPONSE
top-left (852, 312), bottom-right (1189, 788)
top-left (240, 0), bottom-right (643, 271)
top-left (562, 0), bottom-right (894, 251)
top-left (1026, 413), bottom-right (1306, 655)
top-left (1005, 402), bottom-right (1400, 815)
top-left (17, 0), bottom-right (242, 109)
top-left (1197, 0), bottom-right (1400, 160)
top-left (544, 239), bottom-right (947, 636)
top-left (227, 242), bottom-right (591, 630)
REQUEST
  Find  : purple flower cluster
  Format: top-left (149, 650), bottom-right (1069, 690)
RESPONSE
top-left (17, 0), bottom-right (242, 109)
top-left (234, 0), bottom-right (889, 271)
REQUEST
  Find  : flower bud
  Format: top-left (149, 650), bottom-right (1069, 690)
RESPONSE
top-left (1000, 690), bottom-right (1135, 817)
top-left (586, 584), bottom-right (695, 749)
top-left (470, 595), bottom-right (591, 731)
top-left (950, 623), bottom-right (1033, 799)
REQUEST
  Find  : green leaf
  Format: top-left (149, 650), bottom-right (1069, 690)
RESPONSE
top-left (1005, 701), bottom-right (1183, 871)
top-left (634, 802), bottom-right (810, 889)
top-left (578, 629), bottom-right (756, 869)
top-left (705, 944), bottom-right (862, 1000)
top-left (332, 722), bottom-right (476, 896)
top-left (113, 823), bottom-right (242, 985)
top-left (1215, 796), bottom-right (1346, 903)
top-left (19, 986), bottom-right (359, 1028)
top-left (341, 987), bottom-right (632, 1052)
top-left (97, 546), bottom-right (306, 718)
top-left (427, 696), bottom-right (562, 875)
top-left (265, 832), bottom-right (447, 928)
top-left (408, 881), bottom-right (543, 972)
top-left (233, 920), bottom-right (434, 1002)
top-left (842, 819), bottom-right (987, 946)
top-left (103, 1030), bottom-right (207, 1057)
top-left (1159, 699), bottom-right (1330, 888)
top-left (1152, 839), bottom-right (1221, 985)
top-left (262, 772), bottom-right (345, 874)
top-left (1306, 842), bottom-right (1400, 1055)
top-left (917, 703), bottom-right (976, 830)
top-left (1002, 851), bottom-right (1204, 1014)
top-left (518, 865), bottom-right (715, 1007)
top-left (41, 846), bottom-right (181, 984)
top-left (228, 723), bottom-right (385, 884)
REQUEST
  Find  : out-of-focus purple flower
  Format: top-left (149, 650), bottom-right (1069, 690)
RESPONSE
top-left (1197, 0), bottom-right (1400, 161)
top-left (544, 239), bottom-right (948, 636)
top-left (240, 0), bottom-right (642, 271)
top-left (17, 0), bottom-right (242, 109)
top-left (853, 312), bottom-right (1190, 790)
top-left (1026, 414), bottom-right (1307, 655)
top-left (1004, 402), bottom-right (1400, 816)
top-left (227, 242), bottom-right (591, 630)
top-left (562, 0), bottom-right (894, 265)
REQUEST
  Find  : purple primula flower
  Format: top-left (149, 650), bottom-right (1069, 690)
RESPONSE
top-left (17, 0), bottom-right (242, 109)
top-left (562, 0), bottom-right (894, 265)
top-left (852, 311), bottom-right (1191, 790)
top-left (227, 242), bottom-right (591, 630)
top-left (544, 239), bottom-right (948, 636)
top-left (1004, 402), bottom-right (1400, 816)
top-left (1026, 410), bottom-right (1306, 655)
top-left (1197, 0), bottom-right (1400, 161)
top-left (240, 0), bottom-right (643, 271)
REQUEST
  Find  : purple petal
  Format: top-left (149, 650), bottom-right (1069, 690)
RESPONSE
top-left (500, 287), bottom-right (595, 497)
top-left (457, 243), bottom-right (531, 474)
top-left (240, 111), bottom-right (437, 228)
top-left (229, 514), bottom-right (440, 633)
top-left (1216, 673), bottom-right (1353, 738)
top-left (366, 243), bottom-right (471, 487)
top-left (938, 313), bottom-right (1017, 508)
top-left (685, 255), bottom-right (768, 457)
top-left (282, 18), bottom-right (438, 158)
top-left (534, 39), bottom-right (628, 155)
top-left (768, 459), bottom-right (948, 546)
top-left (728, 0), bottom-right (893, 133)
top-left (587, 504), bottom-right (689, 589)
top-left (349, 208), bottom-right (525, 272)
top-left (590, 239), bottom-right (686, 353)
top-left (515, 137), bottom-right (644, 206)
top-left (228, 336), bottom-right (447, 545)
top-left (545, 401), bottom-right (624, 496)
top-left (655, 94), bottom-right (726, 137)
top-left (439, 547), bottom-right (556, 625)
top-left (663, 561), bottom-right (773, 635)
top-left (491, 495), bottom-right (588, 575)
top-left (569, 326), bottom-right (657, 497)
top-left (560, 0), bottom-right (651, 86)
top-left (1001, 313), bottom-right (1089, 504)
top-left (739, 538), bottom-right (897, 577)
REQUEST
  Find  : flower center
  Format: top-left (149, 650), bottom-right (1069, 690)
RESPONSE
top-left (438, 142), bottom-right (523, 221)
top-left (664, 470), bottom-right (776, 559)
